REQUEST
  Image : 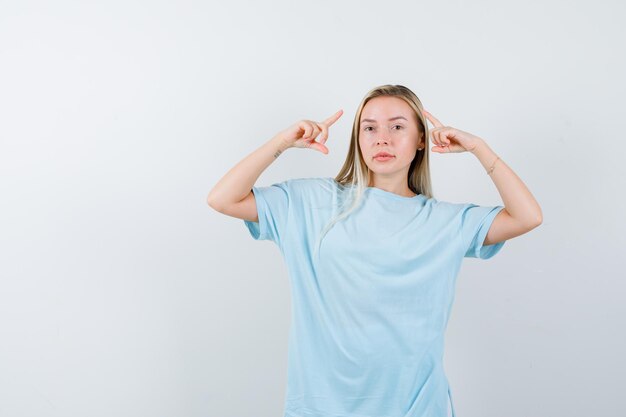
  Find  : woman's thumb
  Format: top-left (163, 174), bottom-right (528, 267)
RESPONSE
top-left (308, 142), bottom-right (329, 154)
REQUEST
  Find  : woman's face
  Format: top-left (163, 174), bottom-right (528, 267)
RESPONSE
top-left (358, 96), bottom-right (423, 185)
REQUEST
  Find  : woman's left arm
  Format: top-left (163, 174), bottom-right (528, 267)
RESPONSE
top-left (423, 109), bottom-right (543, 246)
top-left (469, 138), bottom-right (543, 245)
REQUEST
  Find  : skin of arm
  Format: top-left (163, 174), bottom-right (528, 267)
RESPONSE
top-left (207, 110), bottom-right (342, 220)
top-left (422, 109), bottom-right (542, 247)
top-left (207, 134), bottom-right (291, 214)
top-left (470, 137), bottom-right (543, 246)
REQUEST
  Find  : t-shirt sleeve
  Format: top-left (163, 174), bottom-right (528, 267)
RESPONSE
top-left (460, 203), bottom-right (506, 259)
top-left (243, 180), bottom-right (291, 245)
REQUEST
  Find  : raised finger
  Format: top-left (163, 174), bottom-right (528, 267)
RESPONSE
top-left (422, 109), bottom-right (443, 128)
top-left (323, 109), bottom-right (344, 127)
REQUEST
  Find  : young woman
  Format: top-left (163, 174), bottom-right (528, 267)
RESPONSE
top-left (208, 84), bottom-right (542, 417)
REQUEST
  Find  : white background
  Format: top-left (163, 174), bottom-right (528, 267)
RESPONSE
top-left (1, 1), bottom-right (624, 416)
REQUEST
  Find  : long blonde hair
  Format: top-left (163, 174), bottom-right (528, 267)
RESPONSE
top-left (313, 84), bottom-right (434, 259)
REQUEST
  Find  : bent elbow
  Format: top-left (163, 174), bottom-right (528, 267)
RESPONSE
top-left (207, 195), bottom-right (224, 212)
top-left (534, 210), bottom-right (543, 227)
top-left (527, 215), bottom-right (543, 230)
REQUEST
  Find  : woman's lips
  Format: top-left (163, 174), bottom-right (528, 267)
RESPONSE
top-left (374, 155), bottom-right (394, 161)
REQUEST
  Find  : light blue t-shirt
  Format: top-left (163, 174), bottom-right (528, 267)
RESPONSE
top-left (243, 177), bottom-right (505, 417)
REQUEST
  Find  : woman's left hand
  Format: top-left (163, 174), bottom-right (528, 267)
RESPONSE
top-left (422, 109), bottom-right (482, 153)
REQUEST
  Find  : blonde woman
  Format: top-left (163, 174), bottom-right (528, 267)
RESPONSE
top-left (208, 84), bottom-right (542, 417)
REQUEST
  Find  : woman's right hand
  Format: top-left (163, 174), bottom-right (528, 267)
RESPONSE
top-left (278, 109), bottom-right (343, 154)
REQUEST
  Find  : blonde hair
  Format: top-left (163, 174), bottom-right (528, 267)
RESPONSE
top-left (313, 84), bottom-right (434, 259)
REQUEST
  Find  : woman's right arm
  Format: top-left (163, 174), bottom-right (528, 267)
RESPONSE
top-left (206, 134), bottom-right (293, 222)
top-left (206, 109), bottom-right (343, 223)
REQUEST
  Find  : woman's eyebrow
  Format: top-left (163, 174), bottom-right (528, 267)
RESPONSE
top-left (361, 116), bottom-right (408, 123)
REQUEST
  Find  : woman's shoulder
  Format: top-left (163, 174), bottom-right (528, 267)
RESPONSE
top-left (426, 196), bottom-right (497, 220)
top-left (286, 176), bottom-right (338, 191)
top-left (263, 177), bottom-right (337, 203)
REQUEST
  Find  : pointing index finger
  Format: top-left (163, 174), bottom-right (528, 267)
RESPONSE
top-left (324, 109), bottom-right (344, 126)
top-left (422, 109), bottom-right (443, 128)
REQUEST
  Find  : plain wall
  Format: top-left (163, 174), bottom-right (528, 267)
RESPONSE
top-left (1, 0), bottom-right (624, 416)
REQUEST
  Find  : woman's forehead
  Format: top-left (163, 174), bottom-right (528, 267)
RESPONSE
top-left (361, 97), bottom-right (413, 122)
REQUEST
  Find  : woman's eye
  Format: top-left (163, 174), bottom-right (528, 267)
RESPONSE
top-left (364, 125), bottom-right (402, 131)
